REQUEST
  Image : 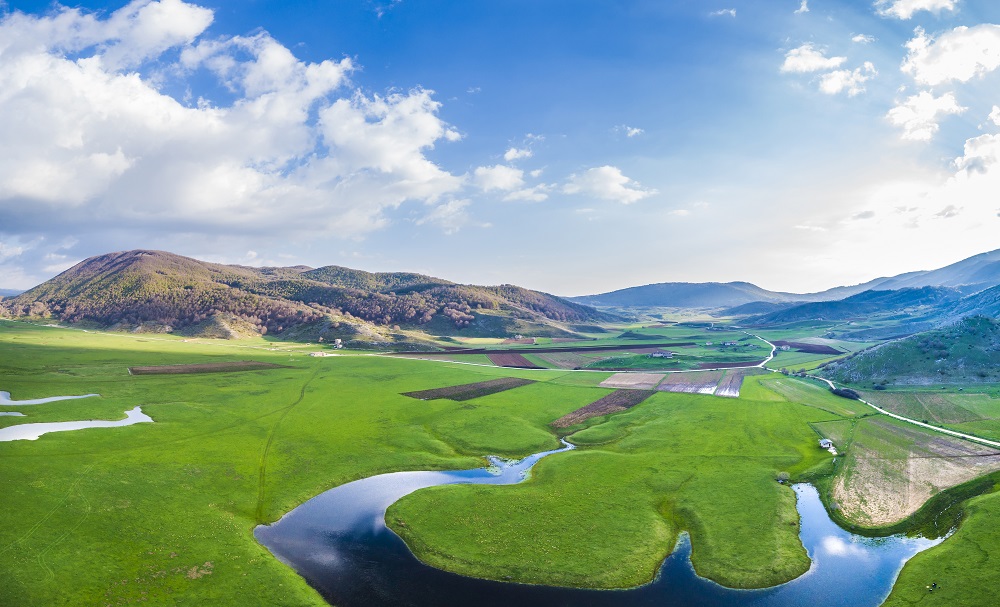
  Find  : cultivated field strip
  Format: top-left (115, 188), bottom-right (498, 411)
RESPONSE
top-left (401, 377), bottom-right (536, 401)
top-left (486, 353), bottom-right (543, 369)
top-left (551, 389), bottom-right (656, 428)
top-left (657, 371), bottom-right (724, 395)
top-left (599, 373), bottom-right (665, 390)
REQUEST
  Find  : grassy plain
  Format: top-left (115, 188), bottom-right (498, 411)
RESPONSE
top-left (0, 321), bottom-right (597, 605)
top-left (387, 374), bottom-right (847, 589)
top-left (6, 319), bottom-right (1000, 606)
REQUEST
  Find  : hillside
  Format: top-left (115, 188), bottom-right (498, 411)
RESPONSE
top-left (1, 250), bottom-right (611, 343)
top-left (746, 287), bottom-right (962, 325)
top-left (572, 248), bottom-right (1000, 309)
top-left (823, 316), bottom-right (1000, 386)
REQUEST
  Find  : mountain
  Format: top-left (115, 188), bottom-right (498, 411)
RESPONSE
top-left (572, 248), bottom-right (1000, 309)
top-left (824, 316), bottom-right (1000, 386)
top-left (0, 289), bottom-right (22, 298)
top-left (745, 287), bottom-right (963, 325)
top-left (571, 282), bottom-right (802, 308)
top-left (0, 250), bottom-right (611, 344)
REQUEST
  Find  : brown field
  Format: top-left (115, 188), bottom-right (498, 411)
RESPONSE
top-left (486, 353), bottom-right (542, 369)
top-left (501, 337), bottom-right (536, 345)
top-left (831, 416), bottom-right (1000, 526)
top-left (773, 341), bottom-right (842, 355)
top-left (657, 371), bottom-right (723, 395)
top-left (599, 373), bottom-right (666, 390)
top-left (551, 390), bottom-right (656, 428)
top-left (128, 361), bottom-right (286, 375)
top-left (402, 377), bottom-right (536, 401)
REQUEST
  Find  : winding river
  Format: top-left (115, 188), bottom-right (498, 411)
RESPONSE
top-left (256, 443), bottom-right (943, 607)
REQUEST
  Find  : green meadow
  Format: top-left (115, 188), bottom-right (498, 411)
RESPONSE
top-left (2, 319), bottom-right (1000, 605)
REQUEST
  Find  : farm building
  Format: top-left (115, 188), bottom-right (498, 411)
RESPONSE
top-left (648, 350), bottom-right (674, 359)
top-left (819, 439), bottom-right (833, 449)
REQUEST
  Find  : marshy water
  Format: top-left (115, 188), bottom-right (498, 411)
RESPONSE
top-left (256, 444), bottom-right (943, 607)
top-left (0, 390), bottom-right (99, 405)
top-left (0, 406), bottom-right (152, 441)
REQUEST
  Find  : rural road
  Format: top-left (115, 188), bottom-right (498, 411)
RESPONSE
top-left (749, 332), bottom-right (1000, 450)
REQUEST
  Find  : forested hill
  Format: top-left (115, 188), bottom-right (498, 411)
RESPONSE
top-left (0, 250), bottom-right (611, 341)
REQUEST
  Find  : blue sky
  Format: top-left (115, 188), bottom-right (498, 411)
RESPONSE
top-left (1, 0), bottom-right (999, 295)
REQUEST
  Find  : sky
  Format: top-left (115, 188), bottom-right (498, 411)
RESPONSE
top-left (0, 0), bottom-right (999, 296)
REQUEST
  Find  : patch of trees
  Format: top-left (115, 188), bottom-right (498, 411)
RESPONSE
top-left (830, 387), bottom-right (861, 400)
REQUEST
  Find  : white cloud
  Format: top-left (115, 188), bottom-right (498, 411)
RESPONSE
top-left (0, 1), bottom-right (465, 237)
top-left (503, 184), bottom-right (551, 202)
top-left (710, 9), bottom-right (737, 17)
top-left (954, 131), bottom-right (1000, 174)
top-left (886, 91), bottom-right (966, 141)
top-left (615, 125), bottom-right (644, 137)
top-left (503, 147), bottom-right (533, 162)
top-left (416, 199), bottom-right (475, 234)
top-left (820, 62), bottom-right (877, 96)
top-left (875, 0), bottom-right (958, 20)
top-left (852, 34), bottom-right (876, 44)
top-left (902, 25), bottom-right (1000, 86)
top-left (473, 165), bottom-right (524, 192)
top-left (781, 44), bottom-right (847, 73)
top-left (989, 106), bottom-right (1000, 126)
top-left (669, 209), bottom-right (691, 217)
top-left (795, 0), bottom-right (810, 14)
top-left (563, 166), bottom-right (656, 204)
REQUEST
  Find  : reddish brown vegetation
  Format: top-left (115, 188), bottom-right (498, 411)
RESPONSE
top-left (501, 338), bottom-right (536, 345)
top-left (486, 353), bottom-right (542, 368)
top-left (402, 377), bottom-right (536, 401)
top-left (696, 361), bottom-right (764, 369)
top-left (551, 390), bottom-right (656, 428)
top-left (128, 361), bottom-right (286, 375)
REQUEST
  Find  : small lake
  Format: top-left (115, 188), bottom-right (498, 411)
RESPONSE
top-left (256, 445), bottom-right (943, 607)
top-left (0, 390), bottom-right (99, 406)
top-left (0, 406), bottom-right (153, 441)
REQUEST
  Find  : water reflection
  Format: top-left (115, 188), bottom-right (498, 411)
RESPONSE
top-left (0, 406), bottom-right (153, 441)
top-left (0, 390), bottom-right (100, 406)
top-left (256, 448), bottom-right (943, 607)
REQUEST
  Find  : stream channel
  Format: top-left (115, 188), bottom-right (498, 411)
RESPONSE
top-left (255, 441), bottom-right (943, 607)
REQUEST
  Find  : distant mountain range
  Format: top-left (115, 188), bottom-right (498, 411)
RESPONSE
top-left (571, 248), bottom-right (1000, 309)
top-left (0, 289), bottom-right (22, 298)
top-left (0, 250), bottom-right (611, 345)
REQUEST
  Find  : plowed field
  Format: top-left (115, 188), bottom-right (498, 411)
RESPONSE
top-left (402, 377), bottom-right (536, 401)
top-left (551, 389), bottom-right (656, 428)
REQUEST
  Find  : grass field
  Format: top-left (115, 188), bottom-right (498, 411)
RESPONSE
top-left (5, 319), bottom-right (1000, 605)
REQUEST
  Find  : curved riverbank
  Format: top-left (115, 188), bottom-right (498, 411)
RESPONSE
top-left (256, 444), bottom-right (941, 607)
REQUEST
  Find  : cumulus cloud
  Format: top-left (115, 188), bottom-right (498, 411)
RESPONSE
top-left (852, 34), bottom-right (876, 44)
top-left (875, 0), bottom-right (958, 20)
top-left (781, 44), bottom-right (847, 73)
top-left (990, 106), bottom-right (1000, 126)
top-left (0, 0), bottom-right (464, 239)
top-left (902, 25), bottom-right (1000, 86)
top-left (473, 165), bottom-right (525, 192)
top-left (503, 147), bottom-right (533, 162)
top-left (886, 91), bottom-right (966, 141)
top-left (710, 9), bottom-right (737, 17)
top-left (820, 62), bottom-right (877, 96)
top-left (563, 166), bottom-right (656, 204)
top-left (503, 184), bottom-right (551, 202)
top-left (795, 1), bottom-right (810, 14)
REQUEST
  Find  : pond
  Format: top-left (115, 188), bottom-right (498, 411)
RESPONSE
top-left (255, 443), bottom-right (943, 607)
top-left (0, 406), bottom-right (153, 441)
